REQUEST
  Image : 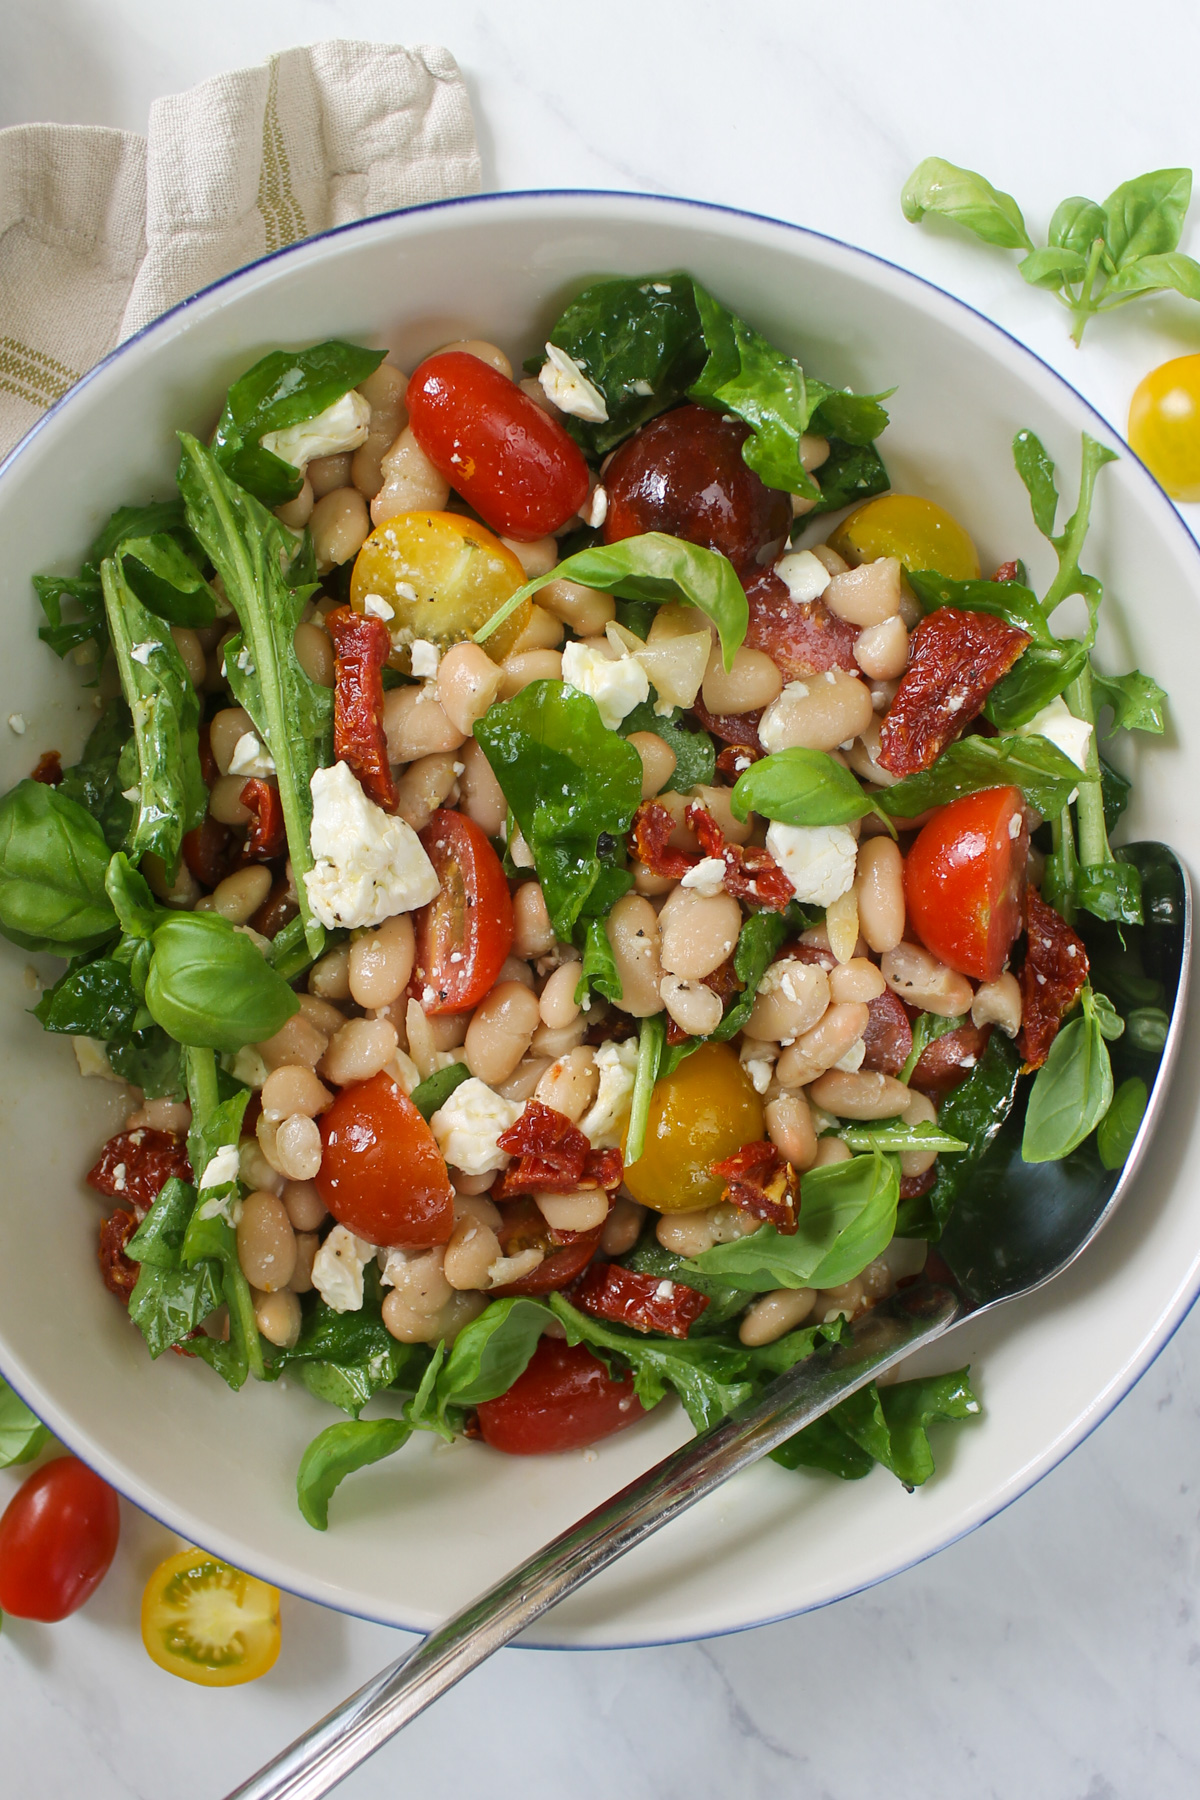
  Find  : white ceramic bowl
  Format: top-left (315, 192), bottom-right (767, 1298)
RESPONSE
top-left (1, 192), bottom-right (1198, 1649)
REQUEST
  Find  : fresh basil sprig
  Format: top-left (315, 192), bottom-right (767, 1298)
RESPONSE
top-left (903, 158), bottom-right (1200, 344)
top-left (1022, 986), bottom-right (1115, 1164)
top-left (1097, 1077), bottom-right (1149, 1171)
top-left (145, 913), bottom-right (299, 1052)
top-left (0, 780), bottom-right (118, 954)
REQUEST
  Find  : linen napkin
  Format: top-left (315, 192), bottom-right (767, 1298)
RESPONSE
top-left (0, 40), bottom-right (481, 459)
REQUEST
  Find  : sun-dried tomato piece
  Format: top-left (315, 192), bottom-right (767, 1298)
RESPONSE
top-left (31, 750), bottom-right (63, 785)
top-left (98, 1209), bottom-right (140, 1304)
top-left (743, 566), bottom-right (860, 681)
top-left (250, 880), bottom-right (299, 940)
top-left (711, 1139), bottom-right (799, 1233)
top-left (899, 1165), bottom-right (938, 1201)
top-left (87, 1130), bottom-right (192, 1210)
top-left (493, 1102), bottom-right (623, 1200)
top-left (992, 561), bottom-right (1021, 585)
top-left (630, 800), bottom-right (697, 880)
top-left (715, 743), bottom-right (762, 783)
top-left (688, 801), bottom-right (794, 911)
top-left (878, 608), bottom-right (1031, 776)
top-left (1018, 888), bottom-right (1089, 1070)
top-left (790, 939), bottom-right (837, 972)
top-left (574, 1262), bottom-right (710, 1339)
top-left (183, 816), bottom-right (234, 886)
top-left (909, 1022), bottom-right (992, 1097)
top-left (690, 695), bottom-right (764, 749)
top-left (861, 987), bottom-right (913, 1077)
top-left (239, 778), bottom-right (286, 861)
top-left (327, 604), bottom-right (396, 811)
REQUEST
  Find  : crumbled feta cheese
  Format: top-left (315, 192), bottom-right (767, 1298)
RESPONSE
top-left (72, 1037), bottom-right (122, 1082)
top-left (583, 485), bottom-right (608, 529)
top-left (228, 732), bottom-right (276, 778)
top-left (122, 786), bottom-right (140, 803)
top-left (743, 1057), bottom-right (775, 1094)
top-left (561, 639), bottom-right (649, 729)
top-left (312, 1224), bottom-right (377, 1313)
top-left (227, 1045), bottom-right (270, 1089)
top-left (200, 1144), bottom-right (241, 1191)
top-left (630, 378), bottom-right (654, 396)
top-left (774, 549), bottom-right (831, 604)
top-left (580, 1039), bottom-right (639, 1148)
top-left (260, 388), bottom-right (371, 469)
top-left (430, 1077), bottom-right (522, 1175)
top-left (538, 343), bottom-right (609, 423)
top-left (6, 714), bottom-right (25, 735)
top-left (364, 593), bottom-right (395, 622)
top-left (680, 856), bottom-right (726, 897)
top-left (765, 821), bottom-right (858, 907)
top-left (130, 641), bottom-right (156, 665)
top-left (1019, 696), bottom-right (1093, 772)
top-left (409, 639), bottom-right (440, 679)
top-left (305, 761), bottom-right (439, 930)
top-left (509, 826), bottom-right (535, 869)
top-left (383, 1048), bottom-right (421, 1094)
top-left (833, 1037), bottom-right (867, 1073)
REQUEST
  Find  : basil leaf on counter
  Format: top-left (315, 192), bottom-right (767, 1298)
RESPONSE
top-left (617, 700), bottom-right (715, 794)
top-left (901, 158), bottom-right (1033, 249)
top-left (33, 957), bottom-right (140, 1040)
top-left (296, 1417), bottom-right (412, 1530)
top-left (145, 912), bottom-right (299, 1051)
top-left (880, 732), bottom-right (1084, 822)
top-left (58, 699), bottom-right (135, 851)
top-left (0, 1376), bottom-right (50, 1469)
top-left (689, 1153), bottom-right (899, 1293)
top-left (178, 432), bottom-right (332, 956)
top-left (0, 780), bottom-right (118, 954)
top-left (212, 340), bottom-right (386, 505)
top-left (474, 681), bottom-right (643, 940)
top-left (1023, 989), bottom-right (1114, 1163)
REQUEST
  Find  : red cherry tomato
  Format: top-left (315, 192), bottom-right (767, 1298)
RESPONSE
top-left (316, 1072), bottom-right (454, 1247)
top-left (0, 1456), bottom-right (120, 1621)
top-left (904, 786), bottom-right (1029, 983)
top-left (405, 351), bottom-right (590, 540)
top-left (415, 810), bottom-right (514, 1016)
top-left (488, 1196), bottom-right (604, 1296)
top-left (475, 1338), bottom-right (645, 1454)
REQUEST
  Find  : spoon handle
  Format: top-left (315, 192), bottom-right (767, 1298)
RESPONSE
top-left (228, 1283), bottom-right (960, 1800)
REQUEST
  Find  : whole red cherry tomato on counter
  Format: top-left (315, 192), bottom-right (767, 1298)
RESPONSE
top-left (405, 351), bottom-right (590, 539)
top-left (903, 785), bottom-right (1029, 983)
top-left (415, 809), bottom-right (514, 1016)
top-left (0, 1456), bottom-right (120, 1621)
top-left (475, 1338), bottom-right (645, 1454)
top-left (317, 1072), bottom-right (454, 1247)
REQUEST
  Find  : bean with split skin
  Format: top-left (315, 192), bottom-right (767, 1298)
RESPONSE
top-left (236, 1191), bottom-right (297, 1292)
top-left (321, 1018), bottom-right (399, 1086)
top-left (443, 1215), bottom-right (504, 1289)
top-left (262, 1065), bottom-right (332, 1123)
top-left (738, 1287), bottom-right (816, 1346)
top-left (512, 882), bottom-right (555, 959)
top-left (880, 943), bottom-right (974, 1017)
top-left (371, 426), bottom-right (450, 525)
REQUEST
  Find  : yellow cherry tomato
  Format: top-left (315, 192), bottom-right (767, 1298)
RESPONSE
top-left (1128, 355), bottom-right (1200, 501)
top-left (624, 1041), bottom-right (765, 1214)
top-left (828, 493), bottom-right (981, 580)
top-left (141, 1548), bottom-right (281, 1687)
top-left (350, 510), bottom-right (531, 668)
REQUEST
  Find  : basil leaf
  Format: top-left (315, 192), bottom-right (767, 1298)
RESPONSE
top-left (1126, 1006), bottom-right (1170, 1054)
top-left (34, 957), bottom-right (139, 1039)
top-left (105, 850), bottom-right (163, 940)
top-left (901, 157), bottom-right (1032, 250)
top-left (0, 780), bottom-right (117, 954)
top-left (1092, 669), bottom-right (1167, 735)
top-left (106, 1027), bottom-right (185, 1099)
top-left (120, 534), bottom-right (216, 629)
top-left (296, 1417), bottom-right (412, 1530)
top-left (1105, 251), bottom-right (1200, 302)
top-left (178, 433), bottom-right (332, 955)
top-left (33, 500), bottom-right (188, 667)
top-left (712, 910), bottom-right (789, 1042)
top-left (180, 1053), bottom-right (262, 1386)
top-left (212, 341), bottom-right (386, 505)
top-left (1074, 859), bottom-right (1143, 926)
top-left (101, 553), bottom-right (207, 879)
top-left (689, 282), bottom-right (821, 494)
top-left (616, 700), bottom-right (715, 794)
top-left (129, 1259), bottom-right (223, 1359)
top-left (410, 1061), bottom-right (470, 1122)
top-left (1090, 991), bottom-right (1125, 1042)
top-left (1048, 196), bottom-right (1107, 256)
top-left (127, 1177), bottom-right (197, 1269)
top-left (806, 438), bottom-right (890, 515)
top-left (881, 732), bottom-right (1084, 821)
top-left (1097, 1076), bottom-right (1148, 1171)
top-left (688, 1152), bottom-right (899, 1293)
top-left (58, 699), bottom-right (135, 851)
top-left (984, 639), bottom-right (1090, 730)
top-left (541, 274), bottom-right (705, 456)
top-left (897, 1033), bottom-right (1020, 1239)
top-left (145, 912), bottom-right (299, 1051)
top-left (808, 390), bottom-right (891, 448)
top-left (731, 747), bottom-right (875, 827)
top-left (474, 681), bottom-right (643, 940)
top-left (1022, 1001), bottom-right (1114, 1163)
top-left (431, 1297), bottom-right (550, 1419)
top-left (475, 533), bottom-right (748, 671)
top-left (274, 1265), bottom-right (421, 1416)
top-left (575, 916), bottom-right (623, 1007)
top-left (1103, 168), bottom-right (1191, 267)
top-left (1018, 246), bottom-right (1088, 292)
top-left (0, 1376), bottom-right (50, 1468)
top-left (839, 1121), bottom-right (967, 1154)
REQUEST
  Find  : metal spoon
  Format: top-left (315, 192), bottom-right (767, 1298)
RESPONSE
top-left (228, 842), bottom-right (1189, 1800)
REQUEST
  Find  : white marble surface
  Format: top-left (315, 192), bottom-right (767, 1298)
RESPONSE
top-left (4, 1), bottom-right (1200, 1794)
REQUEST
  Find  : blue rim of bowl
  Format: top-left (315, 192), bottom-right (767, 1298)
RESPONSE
top-left (1, 187), bottom-right (1198, 1654)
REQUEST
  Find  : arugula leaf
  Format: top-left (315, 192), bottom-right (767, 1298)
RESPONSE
top-left (711, 911), bottom-right (788, 1042)
top-left (839, 1121), bottom-right (967, 1154)
top-left (212, 341), bottom-right (386, 505)
top-left (101, 553), bottom-right (207, 878)
top-left (1092, 669), bottom-right (1167, 734)
top-left (106, 1027), bottom-right (186, 1099)
top-left (805, 439), bottom-right (890, 515)
top-left (616, 700), bottom-right (715, 794)
top-left (897, 1033), bottom-right (1021, 1238)
top-left (474, 681), bottom-right (643, 939)
top-left (773, 1368), bottom-right (979, 1486)
top-left (689, 1153), bottom-right (899, 1292)
top-left (1100, 756), bottom-right (1131, 835)
top-left (881, 732), bottom-right (1084, 822)
top-left (904, 568), bottom-right (1052, 639)
top-left (0, 1376), bottom-right (50, 1468)
top-left (541, 274), bottom-right (705, 456)
top-left (475, 533), bottom-right (748, 671)
top-left (428, 1298), bottom-right (550, 1421)
top-left (120, 533), bottom-right (216, 629)
top-left (0, 780), bottom-right (118, 954)
top-left (34, 957), bottom-right (140, 1040)
top-left (124, 1178), bottom-right (224, 1357)
top-left (33, 500), bottom-right (187, 668)
top-left (575, 916), bottom-right (623, 1007)
top-left (1097, 1076), bottom-right (1148, 1170)
top-left (689, 283), bottom-right (821, 494)
top-left (177, 433), bottom-right (332, 955)
top-left (625, 1012), bottom-right (667, 1166)
top-left (58, 699), bottom-right (135, 851)
top-left (901, 157), bottom-right (1033, 249)
top-left (731, 746), bottom-right (892, 832)
top-left (145, 912), bottom-right (298, 1051)
top-left (1023, 987), bottom-right (1114, 1162)
top-left (296, 1417), bottom-right (412, 1530)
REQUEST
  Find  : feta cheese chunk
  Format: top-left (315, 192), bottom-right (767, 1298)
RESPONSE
top-left (561, 639), bottom-right (649, 730)
top-left (430, 1077), bottom-right (522, 1175)
top-left (130, 642), bottom-right (156, 666)
top-left (260, 388), bottom-right (371, 470)
top-left (305, 761), bottom-right (439, 930)
top-left (312, 1224), bottom-right (377, 1314)
top-left (774, 549), bottom-right (831, 604)
top-left (409, 639), bottom-right (440, 679)
top-left (833, 1037), bottom-right (867, 1073)
top-left (72, 1037), bottom-right (122, 1081)
top-left (765, 821), bottom-right (858, 907)
top-left (199, 1144), bottom-right (241, 1191)
top-left (680, 856), bottom-right (726, 897)
top-left (1019, 696), bottom-right (1093, 772)
top-left (583, 484), bottom-right (608, 529)
top-left (228, 732), bottom-right (276, 778)
top-left (538, 343), bottom-right (609, 423)
top-left (579, 1038), bottom-right (639, 1149)
top-left (364, 593), bottom-right (395, 622)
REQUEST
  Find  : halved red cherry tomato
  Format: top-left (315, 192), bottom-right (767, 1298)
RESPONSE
top-left (904, 786), bottom-right (1028, 983)
top-left (406, 351), bottom-right (590, 539)
top-left (489, 1195), bottom-right (603, 1296)
top-left (0, 1456), bottom-right (120, 1621)
top-left (316, 1071), bottom-right (454, 1246)
top-left (475, 1337), bottom-right (645, 1454)
top-left (415, 809), bottom-right (514, 1015)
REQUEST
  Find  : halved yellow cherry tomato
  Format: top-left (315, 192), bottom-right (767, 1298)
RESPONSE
top-left (350, 510), bottom-right (531, 668)
top-left (141, 1548), bottom-right (281, 1687)
top-left (623, 1040), bottom-right (764, 1214)
top-left (1128, 355), bottom-right (1200, 501)
top-left (828, 493), bottom-right (980, 580)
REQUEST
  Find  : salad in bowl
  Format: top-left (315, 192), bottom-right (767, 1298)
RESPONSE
top-left (0, 265), bottom-right (1170, 1531)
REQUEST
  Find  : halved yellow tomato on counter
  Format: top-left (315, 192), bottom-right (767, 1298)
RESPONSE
top-left (350, 510), bottom-right (531, 667)
top-left (141, 1548), bottom-right (281, 1687)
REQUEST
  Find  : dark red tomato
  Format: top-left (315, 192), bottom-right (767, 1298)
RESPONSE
top-left (0, 1457), bottom-right (120, 1621)
top-left (405, 351), bottom-right (590, 539)
top-left (475, 1338), bottom-right (645, 1454)
top-left (489, 1196), bottom-right (603, 1296)
top-left (742, 566), bottom-right (859, 680)
top-left (603, 404), bottom-right (792, 573)
top-left (415, 809), bottom-right (514, 1015)
top-left (904, 786), bottom-right (1029, 983)
top-left (316, 1072), bottom-right (454, 1247)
